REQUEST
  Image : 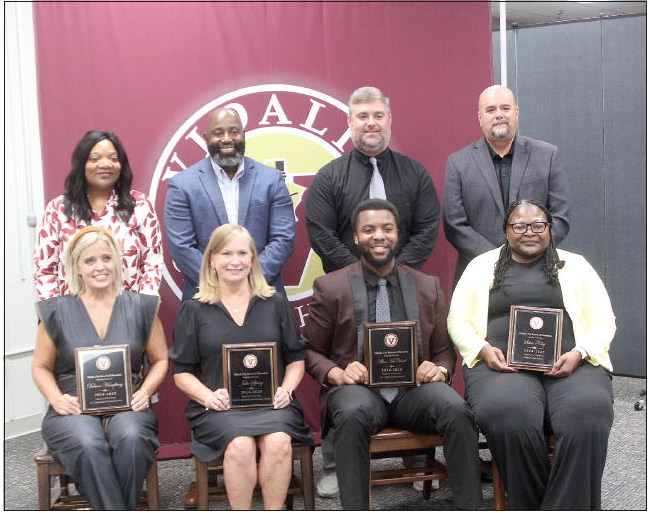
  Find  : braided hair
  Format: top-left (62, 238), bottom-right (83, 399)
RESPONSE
top-left (63, 130), bottom-right (135, 224)
top-left (492, 199), bottom-right (565, 289)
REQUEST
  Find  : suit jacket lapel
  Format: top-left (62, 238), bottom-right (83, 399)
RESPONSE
top-left (397, 267), bottom-right (424, 362)
top-left (473, 138), bottom-right (505, 216)
top-left (510, 136), bottom-right (531, 202)
top-left (348, 263), bottom-right (368, 360)
top-left (237, 157), bottom-right (255, 225)
top-left (197, 159), bottom-right (229, 224)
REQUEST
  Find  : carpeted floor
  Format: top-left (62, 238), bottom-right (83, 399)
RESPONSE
top-left (4, 376), bottom-right (646, 510)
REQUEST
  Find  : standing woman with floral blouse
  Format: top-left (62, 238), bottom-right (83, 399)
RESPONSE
top-left (33, 130), bottom-right (162, 300)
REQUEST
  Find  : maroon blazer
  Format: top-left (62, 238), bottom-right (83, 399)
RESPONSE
top-left (304, 262), bottom-right (455, 430)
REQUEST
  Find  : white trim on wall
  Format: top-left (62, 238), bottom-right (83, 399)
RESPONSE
top-left (5, 2), bottom-right (48, 436)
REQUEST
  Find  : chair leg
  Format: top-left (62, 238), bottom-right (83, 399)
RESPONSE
top-left (37, 461), bottom-right (52, 510)
top-left (195, 458), bottom-right (210, 510)
top-left (59, 474), bottom-right (70, 497)
top-left (491, 459), bottom-right (506, 510)
top-left (298, 445), bottom-right (315, 510)
top-left (145, 460), bottom-right (159, 510)
top-left (423, 448), bottom-right (435, 500)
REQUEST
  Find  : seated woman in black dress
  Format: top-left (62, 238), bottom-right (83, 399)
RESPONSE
top-left (170, 224), bottom-right (311, 510)
top-left (448, 199), bottom-right (616, 510)
top-left (31, 226), bottom-right (168, 510)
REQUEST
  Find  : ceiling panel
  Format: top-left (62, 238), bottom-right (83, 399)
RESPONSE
top-left (491, 1), bottom-right (646, 29)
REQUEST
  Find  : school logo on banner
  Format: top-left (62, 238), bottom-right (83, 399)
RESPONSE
top-left (149, 84), bottom-right (351, 326)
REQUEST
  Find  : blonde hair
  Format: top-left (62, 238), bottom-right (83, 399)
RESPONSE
top-left (63, 226), bottom-right (123, 295)
top-left (194, 224), bottom-right (275, 303)
top-left (349, 86), bottom-right (391, 114)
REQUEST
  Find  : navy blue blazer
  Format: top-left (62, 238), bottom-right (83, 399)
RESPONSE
top-left (164, 156), bottom-right (295, 300)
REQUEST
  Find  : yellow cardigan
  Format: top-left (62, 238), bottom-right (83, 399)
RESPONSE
top-left (448, 247), bottom-right (616, 371)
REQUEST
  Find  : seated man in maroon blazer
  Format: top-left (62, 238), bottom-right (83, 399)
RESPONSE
top-left (304, 198), bottom-right (483, 510)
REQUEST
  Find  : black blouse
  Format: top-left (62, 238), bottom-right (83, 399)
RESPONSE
top-left (487, 259), bottom-right (575, 354)
top-left (170, 293), bottom-right (304, 393)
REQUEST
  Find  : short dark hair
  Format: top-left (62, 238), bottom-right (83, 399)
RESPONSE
top-left (63, 130), bottom-right (134, 224)
top-left (350, 198), bottom-right (400, 232)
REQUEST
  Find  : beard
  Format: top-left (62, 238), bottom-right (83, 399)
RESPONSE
top-left (358, 244), bottom-right (397, 269)
top-left (491, 123), bottom-right (511, 139)
top-left (351, 131), bottom-right (389, 156)
top-left (208, 139), bottom-right (246, 168)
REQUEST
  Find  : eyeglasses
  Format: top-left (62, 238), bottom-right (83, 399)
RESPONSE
top-left (507, 222), bottom-right (550, 234)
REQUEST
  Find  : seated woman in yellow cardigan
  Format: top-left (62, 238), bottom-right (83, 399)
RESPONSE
top-left (448, 199), bottom-right (615, 510)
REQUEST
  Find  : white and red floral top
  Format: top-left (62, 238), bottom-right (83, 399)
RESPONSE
top-left (33, 190), bottom-right (163, 300)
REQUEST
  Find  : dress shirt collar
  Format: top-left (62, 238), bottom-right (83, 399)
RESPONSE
top-left (89, 189), bottom-right (119, 219)
top-left (209, 157), bottom-right (245, 182)
top-left (485, 136), bottom-right (515, 159)
top-left (362, 263), bottom-right (399, 289)
top-left (106, 189), bottom-right (119, 207)
top-left (352, 147), bottom-right (391, 167)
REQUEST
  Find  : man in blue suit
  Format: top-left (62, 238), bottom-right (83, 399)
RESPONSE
top-left (164, 107), bottom-right (295, 300)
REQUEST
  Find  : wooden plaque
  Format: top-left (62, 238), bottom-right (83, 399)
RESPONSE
top-left (507, 306), bottom-right (563, 372)
top-left (222, 342), bottom-right (278, 410)
top-left (74, 344), bottom-right (132, 414)
top-left (364, 321), bottom-right (417, 387)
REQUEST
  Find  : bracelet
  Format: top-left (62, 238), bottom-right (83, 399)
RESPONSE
top-left (279, 387), bottom-right (293, 401)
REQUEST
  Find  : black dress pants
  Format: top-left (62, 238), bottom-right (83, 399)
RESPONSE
top-left (464, 362), bottom-right (613, 510)
top-left (326, 382), bottom-right (483, 510)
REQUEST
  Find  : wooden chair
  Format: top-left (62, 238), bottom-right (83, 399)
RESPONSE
top-left (193, 442), bottom-right (315, 510)
top-left (34, 451), bottom-right (159, 510)
top-left (369, 427), bottom-right (448, 502)
top-left (370, 428), bottom-right (512, 509)
top-left (489, 435), bottom-right (556, 510)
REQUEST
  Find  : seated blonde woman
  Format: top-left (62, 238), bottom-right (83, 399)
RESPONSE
top-left (31, 226), bottom-right (168, 510)
top-left (170, 224), bottom-right (312, 510)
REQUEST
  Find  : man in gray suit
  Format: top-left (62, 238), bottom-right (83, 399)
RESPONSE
top-left (443, 85), bottom-right (570, 282)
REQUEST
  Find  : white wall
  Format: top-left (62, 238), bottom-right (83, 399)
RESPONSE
top-left (5, 2), bottom-right (48, 438)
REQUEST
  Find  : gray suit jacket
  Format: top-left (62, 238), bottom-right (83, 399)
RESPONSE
top-left (443, 135), bottom-right (570, 277)
top-left (164, 157), bottom-right (295, 300)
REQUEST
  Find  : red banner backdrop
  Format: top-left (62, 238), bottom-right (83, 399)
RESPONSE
top-left (34, 2), bottom-right (492, 457)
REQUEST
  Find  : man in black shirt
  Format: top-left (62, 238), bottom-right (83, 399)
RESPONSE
top-left (306, 86), bottom-right (440, 274)
top-left (306, 86), bottom-right (441, 498)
